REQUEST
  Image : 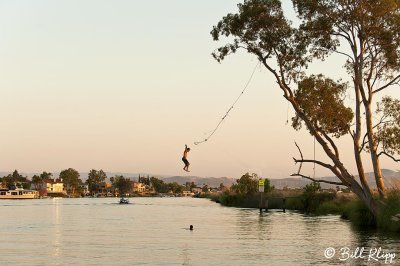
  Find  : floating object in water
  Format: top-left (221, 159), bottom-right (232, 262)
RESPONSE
top-left (119, 198), bottom-right (129, 204)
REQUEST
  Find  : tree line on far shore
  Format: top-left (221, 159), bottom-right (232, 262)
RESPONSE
top-left (0, 169), bottom-right (208, 197)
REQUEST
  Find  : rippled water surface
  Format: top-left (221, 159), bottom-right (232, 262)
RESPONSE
top-left (0, 197), bottom-right (399, 265)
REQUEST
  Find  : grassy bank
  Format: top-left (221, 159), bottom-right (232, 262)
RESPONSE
top-left (206, 187), bottom-right (400, 232)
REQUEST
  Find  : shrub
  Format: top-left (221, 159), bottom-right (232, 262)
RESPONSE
top-left (219, 191), bottom-right (245, 207)
top-left (285, 196), bottom-right (304, 210)
top-left (341, 200), bottom-right (376, 228)
top-left (301, 182), bottom-right (336, 213)
top-left (377, 191), bottom-right (400, 232)
top-left (316, 200), bottom-right (343, 215)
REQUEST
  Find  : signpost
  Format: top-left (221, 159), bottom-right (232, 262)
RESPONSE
top-left (258, 179), bottom-right (265, 192)
top-left (259, 179), bottom-right (265, 213)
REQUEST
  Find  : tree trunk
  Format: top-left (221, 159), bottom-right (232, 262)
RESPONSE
top-left (352, 81), bottom-right (374, 199)
top-left (365, 103), bottom-right (386, 198)
top-left (348, 177), bottom-right (379, 216)
top-left (288, 94), bottom-right (380, 216)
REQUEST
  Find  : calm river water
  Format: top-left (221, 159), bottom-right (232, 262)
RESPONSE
top-left (0, 197), bottom-right (399, 265)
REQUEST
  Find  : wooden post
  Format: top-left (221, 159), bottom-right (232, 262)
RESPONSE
top-left (283, 198), bottom-right (286, 213)
top-left (259, 192), bottom-right (263, 213)
top-left (265, 197), bottom-right (268, 212)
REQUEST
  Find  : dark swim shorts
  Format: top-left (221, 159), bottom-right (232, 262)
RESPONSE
top-left (182, 157), bottom-right (190, 166)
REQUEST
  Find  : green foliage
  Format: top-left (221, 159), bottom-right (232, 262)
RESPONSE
top-left (32, 172), bottom-right (52, 192)
top-left (147, 177), bottom-right (184, 194)
top-left (2, 174), bottom-right (14, 188)
top-left (341, 200), bottom-right (377, 228)
top-left (376, 192), bottom-right (400, 232)
top-left (1, 170), bottom-right (29, 189)
top-left (263, 178), bottom-right (274, 193)
top-left (150, 177), bottom-right (169, 193)
top-left (231, 173), bottom-right (259, 196)
top-left (315, 198), bottom-right (349, 215)
top-left (31, 175), bottom-right (41, 186)
top-left (292, 0), bottom-right (400, 70)
top-left (112, 175), bottom-right (131, 196)
top-left (138, 175), bottom-right (151, 186)
top-left (292, 75), bottom-right (353, 137)
top-left (305, 182), bottom-right (320, 192)
top-left (12, 170), bottom-right (23, 181)
top-left (211, 0), bottom-right (308, 78)
top-left (375, 97), bottom-right (400, 156)
top-left (60, 168), bottom-right (81, 195)
top-left (217, 173), bottom-right (274, 207)
top-left (86, 169), bottom-right (107, 195)
top-left (168, 182), bottom-right (183, 194)
top-left (40, 171), bottom-right (52, 180)
top-left (219, 191), bottom-right (245, 207)
top-left (211, 0), bottom-right (400, 215)
top-left (285, 196), bottom-right (304, 210)
top-left (301, 182), bottom-right (336, 213)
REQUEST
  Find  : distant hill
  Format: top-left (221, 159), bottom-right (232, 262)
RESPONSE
top-left (269, 169), bottom-right (400, 189)
top-left (162, 176), bottom-right (235, 187)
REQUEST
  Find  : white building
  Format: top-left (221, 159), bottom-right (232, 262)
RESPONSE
top-left (45, 179), bottom-right (66, 195)
top-left (133, 182), bottom-right (146, 193)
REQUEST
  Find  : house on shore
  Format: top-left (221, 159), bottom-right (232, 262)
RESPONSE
top-left (45, 178), bottom-right (67, 197)
top-left (132, 182), bottom-right (146, 194)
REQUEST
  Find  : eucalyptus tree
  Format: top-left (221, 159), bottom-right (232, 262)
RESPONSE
top-left (211, 0), bottom-right (400, 215)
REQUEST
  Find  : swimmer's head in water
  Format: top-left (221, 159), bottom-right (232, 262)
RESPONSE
top-left (189, 225), bottom-right (193, 230)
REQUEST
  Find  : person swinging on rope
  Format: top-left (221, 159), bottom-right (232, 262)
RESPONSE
top-left (182, 144), bottom-right (190, 172)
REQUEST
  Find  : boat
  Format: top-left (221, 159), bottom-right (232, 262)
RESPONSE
top-left (0, 185), bottom-right (39, 199)
top-left (119, 197), bottom-right (129, 204)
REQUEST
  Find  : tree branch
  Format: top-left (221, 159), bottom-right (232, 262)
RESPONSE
top-left (359, 132), bottom-right (369, 153)
top-left (293, 142), bottom-right (336, 172)
top-left (294, 141), bottom-right (304, 175)
top-left (293, 158), bottom-right (334, 170)
top-left (378, 151), bottom-right (400, 162)
top-left (313, 46), bottom-right (354, 61)
top-left (259, 53), bottom-right (292, 99)
top-left (290, 173), bottom-right (344, 186)
top-left (373, 74), bottom-right (400, 94)
top-left (320, 130), bottom-right (340, 159)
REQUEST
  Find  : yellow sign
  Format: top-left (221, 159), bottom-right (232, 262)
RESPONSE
top-left (259, 179), bottom-right (264, 186)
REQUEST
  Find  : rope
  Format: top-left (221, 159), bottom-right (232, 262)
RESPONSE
top-left (313, 136), bottom-right (316, 178)
top-left (194, 61), bottom-right (260, 145)
top-left (286, 101), bottom-right (290, 125)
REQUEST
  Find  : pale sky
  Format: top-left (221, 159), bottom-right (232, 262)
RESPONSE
top-left (1, 0), bottom-right (399, 179)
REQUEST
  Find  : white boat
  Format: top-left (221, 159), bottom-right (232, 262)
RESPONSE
top-left (0, 186), bottom-right (39, 199)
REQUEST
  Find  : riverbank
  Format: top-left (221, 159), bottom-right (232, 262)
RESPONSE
top-left (204, 188), bottom-right (400, 232)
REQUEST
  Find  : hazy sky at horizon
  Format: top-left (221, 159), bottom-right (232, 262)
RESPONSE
top-left (1, 0), bottom-right (399, 179)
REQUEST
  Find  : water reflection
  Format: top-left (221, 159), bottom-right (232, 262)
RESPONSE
top-left (52, 198), bottom-right (62, 261)
top-left (181, 243), bottom-right (191, 266)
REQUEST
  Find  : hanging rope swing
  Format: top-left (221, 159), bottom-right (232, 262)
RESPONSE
top-left (194, 61), bottom-right (260, 145)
